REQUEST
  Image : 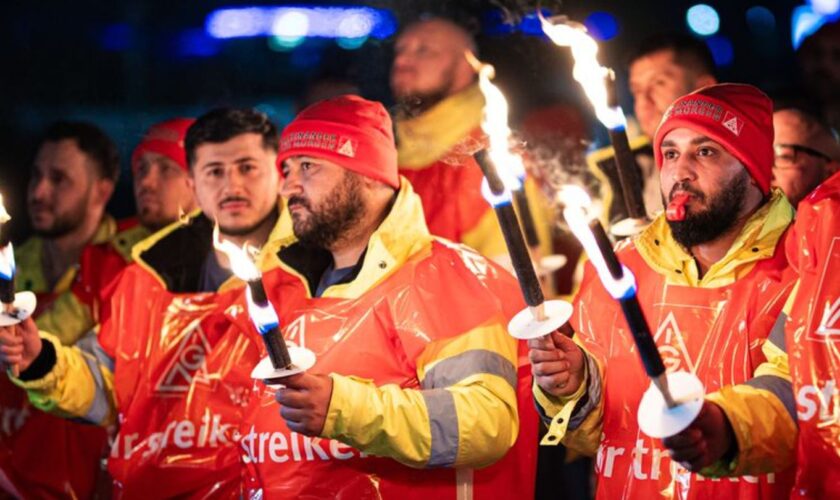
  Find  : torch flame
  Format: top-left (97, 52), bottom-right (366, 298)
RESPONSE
top-left (539, 13), bottom-right (626, 130)
top-left (212, 223), bottom-right (261, 282)
top-left (0, 194), bottom-right (9, 225)
top-left (466, 51), bottom-right (525, 192)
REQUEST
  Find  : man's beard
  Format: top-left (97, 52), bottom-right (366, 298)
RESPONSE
top-left (31, 196), bottom-right (88, 239)
top-left (393, 69), bottom-right (456, 117)
top-left (289, 172), bottom-right (365, 249)
top-left (666, 171), bottom-right (749, 249)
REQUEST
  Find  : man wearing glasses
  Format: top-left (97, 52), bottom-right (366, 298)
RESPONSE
top-left (772, 106), bottom-right (840, 205)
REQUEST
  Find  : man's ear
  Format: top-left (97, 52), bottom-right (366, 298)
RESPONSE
top-left (186, 170), bottom-right (196, 193)
top-left (826, 160), bottom-right (840, 176)
top-left (94, 178), bottom-right (116, 207)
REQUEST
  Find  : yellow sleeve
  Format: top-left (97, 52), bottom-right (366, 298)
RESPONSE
top-left (704, 339), bottom-right (796, 477)
top-left (462, 178), bottom-right (554, 264)
top-left (34, 290), bottom-right (95, 346)
top-left (321, 321), bottom-right (519, 469)
top-left (532, 338), bottom-right (605, 457)
top-left (9, 331), bottom-right (117, 426)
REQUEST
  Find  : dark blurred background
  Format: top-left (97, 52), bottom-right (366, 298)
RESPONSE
top-left (0, 0), bottom-right (832, 241)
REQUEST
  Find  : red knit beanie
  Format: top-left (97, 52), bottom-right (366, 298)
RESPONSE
top-left (131, 118), bottom-right (195, 174)
top-left (653, 83), bottom-right (774, 194)
top-left (277, 95), bottom-right (399, 188)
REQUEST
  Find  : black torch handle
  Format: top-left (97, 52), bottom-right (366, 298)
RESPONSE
top-left (607, 128), bottom-right (647, 220)
top-left (605, 74), bottom-right (647, 220)
top-left (261, 325), bottom-right (292, 369)
top-left (474, 150), bottom-right (545, 308)
top-left (589, 220), bottom-right (623, 281)
top-left (474, 149), bottom-right (506, 195)
top-left (618, 297), bottom-right (666, 378)
top-left (513, 189), bottom-right (540, 248)
top-left (248, 280), bottom-right (292, 369)
top-left (495, 204), bottom-right (545, 307)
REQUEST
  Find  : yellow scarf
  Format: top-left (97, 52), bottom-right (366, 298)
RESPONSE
top-left (395, 84), bottom-right (485, 168)
top-left (635, 188), bottom-right (794, 287)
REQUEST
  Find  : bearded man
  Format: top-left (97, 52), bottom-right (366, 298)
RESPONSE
top-left (530, 84), bottom-right (798, 499)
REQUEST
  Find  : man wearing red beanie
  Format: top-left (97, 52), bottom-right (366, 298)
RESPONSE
top-left (238, 94), bottom-right (539, 498)
top-left (530, 83), bottom-right (798, 499)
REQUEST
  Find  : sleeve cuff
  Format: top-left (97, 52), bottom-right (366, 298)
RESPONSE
top-left (10, 333), bottom-right (65, 393)
top-left (533, 354), bottom-right (590, 446)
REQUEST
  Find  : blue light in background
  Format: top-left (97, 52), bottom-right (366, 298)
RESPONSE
top-left (792, 4), bottom-right (829, 49)
top-left (705, 34), bottom-right (734, 66)
top-left (176, 29), bottom-right (221, 57)
top-left (206, 6), bottom-right (397, 47)
top-left (519, 9), bottom-right (552, 35)
top-left (746, 6), bottom-right (776, 34)
top-left (269, 9), bottom-right (309, 49)
top-left (809, 0), bottom-right (840, 16)
top-left (101, 23), bottom-right (134, 52)
top-left (686, 4), bottom-right (720, 36)
top-left (584, 12), bottom-right (619, 41)
top-left (206, 7), bottom-right (268, 39)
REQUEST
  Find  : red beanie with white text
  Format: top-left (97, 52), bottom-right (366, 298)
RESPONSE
top-left (277, 95), bottom-right (399, 188)
top-left (654, 83), bottom-right (774, 194)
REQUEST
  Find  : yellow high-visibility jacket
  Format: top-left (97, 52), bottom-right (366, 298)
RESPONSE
top-left (534, 189), bottom-right (798, 499)
top-left (241, 179), bottom-right (539, 499)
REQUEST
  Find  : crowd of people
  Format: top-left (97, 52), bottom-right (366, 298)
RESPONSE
top-left (0, 13), bottom-right (839, 500)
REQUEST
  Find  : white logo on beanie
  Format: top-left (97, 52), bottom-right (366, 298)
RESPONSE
top-left (337, 137), bottom-right (356, 157)
top-left (722, 111), bottom-right (744, 136)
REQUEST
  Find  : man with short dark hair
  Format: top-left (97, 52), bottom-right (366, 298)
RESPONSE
top-left (590, 33), bottom-right (718, 224)
top-left (0, 121), bottom-right (118, 498)
top-left (772, 106), bottom-right (840, 205)
top-left (0, 108), bottom-right (289, 497)
top-left (533, 84), bottom-right (797, 498)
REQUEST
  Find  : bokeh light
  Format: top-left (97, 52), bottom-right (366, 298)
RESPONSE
top-left (686, 4), bottom-right (720, 36)
top-left (584, 12), bottom-right (620, 41)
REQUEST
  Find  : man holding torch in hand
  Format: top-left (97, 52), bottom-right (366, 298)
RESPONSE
top-left (0, 108), bottom-right (288, 498)
top-left (240, 95), bottom-right (537, 498)
top-left (532, 84), bottom-right (798, 498)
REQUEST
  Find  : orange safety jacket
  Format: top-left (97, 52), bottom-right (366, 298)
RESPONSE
top-left (8, 210), bottom-right (287, 499)
top-left (535, 190), bottom-right (799, 499)
top-left (784, 171), bottom-right (840, 499)
top-left (0, 217), bottom-right (134, 499)
top-left (241, 179), bottom-right (538, 499)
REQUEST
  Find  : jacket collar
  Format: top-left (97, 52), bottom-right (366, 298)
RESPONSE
top-left (132, 199), bottom-right (292, 293)
top-left (634, 188), bottom-right (793, 287)
top-left (395, 84), bottom-right (485, 168)
top-left (15, 215), bottom-right (117, 293)
top-left (276, 177), bottom-right (433, 299)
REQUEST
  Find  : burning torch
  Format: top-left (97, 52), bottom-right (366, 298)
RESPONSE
top-left (558, 186), bottom-right (704, 438)
top-left (0, 195), bottom-right (38, 377)
top-left (540, 14), bottom-right (650, 238)
top-left (467, 55), bottom-right (573, 340)
top-left (212, 226), bottom-right (315, 386)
